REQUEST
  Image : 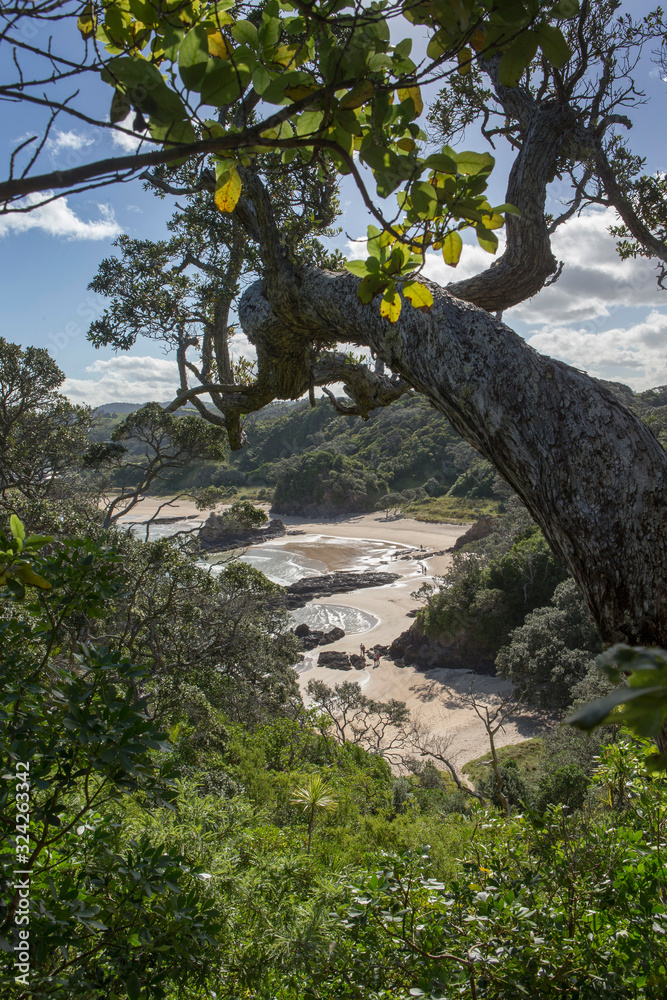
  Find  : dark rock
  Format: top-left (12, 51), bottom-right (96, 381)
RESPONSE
top-left (283, 571), bottom-right (399, 610)
top-left (389, 625), bottom-right (496, 675)
top-left (199, 514), bottom-right (286, 552)
top-left (323, 626), bottom-right (345, 642)
top-left (292, 622), bottom-right (346, 649)
top-left (448, 516), bottom-right (496, 552)
top-left (317, 650), bottom-right (353, 670)
top-left (350, 654), bottom-right (366, 669)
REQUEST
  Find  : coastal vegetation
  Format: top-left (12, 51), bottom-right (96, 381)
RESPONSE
top-left (3, 1), bottom-right (667, 997)
top-left (2, 514), bottom-right (667, 998)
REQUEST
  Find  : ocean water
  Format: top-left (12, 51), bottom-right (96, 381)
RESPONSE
top-left (291, 603), bottom-right (378, 635)
top-left (121, 518), bottom-right (204, 541)
top-left (236, 546), bottom-right (327, 585)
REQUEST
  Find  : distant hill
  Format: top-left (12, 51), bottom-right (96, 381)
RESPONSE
top-left (91, 382), bottom-right (667, 513)
top-left (93, 401), bottom-right (198, 415)
top-left (94, 402), bottom-right (148, 415)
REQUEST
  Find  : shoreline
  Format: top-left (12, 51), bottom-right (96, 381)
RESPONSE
top-left (119, 499), bottom-right (551, 765)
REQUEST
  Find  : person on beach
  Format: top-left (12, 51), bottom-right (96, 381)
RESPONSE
top-left (360, 643), bottom-right (366, 657)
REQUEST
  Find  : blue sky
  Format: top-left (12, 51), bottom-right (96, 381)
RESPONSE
top-left (1, 1), bottom-right (666, 405)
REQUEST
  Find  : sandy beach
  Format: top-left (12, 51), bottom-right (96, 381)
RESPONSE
top-left (120, 499), bottom-right (552, 766)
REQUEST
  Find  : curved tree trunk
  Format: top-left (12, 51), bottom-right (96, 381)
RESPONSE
top-left (240, 270), bottom-right (667, 656)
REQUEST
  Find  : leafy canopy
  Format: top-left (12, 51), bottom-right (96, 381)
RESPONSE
top-left (78, 0), bottom-right (579, 320)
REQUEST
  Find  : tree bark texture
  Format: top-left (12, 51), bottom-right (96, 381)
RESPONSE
top-left (240, 270), bottom-right (667, 654)
top-left (444, 101), bottom-right (563, 311)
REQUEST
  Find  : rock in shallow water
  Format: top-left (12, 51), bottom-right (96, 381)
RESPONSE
top-left (283, 571), bottom-right (399, 610)
top-left (292, 623), bottom-right (346, 649)
top-left (199, 515), bottom-right (286, 552)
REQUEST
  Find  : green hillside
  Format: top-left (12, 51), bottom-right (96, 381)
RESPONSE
top-left (91, 383), bottom-right (667, 519)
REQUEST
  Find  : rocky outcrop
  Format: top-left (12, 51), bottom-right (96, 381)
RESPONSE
top-left (317, 650), bottom-right (366, 670)
top-left (293, 622), bottom-right (345, 649)
top-left (448, 516), bottom-right (496, 552)
top-left (199, 514), bottom-right (286, 551)
top-left (389, 624), bottom-right (496, 675)
top-left (283, 571), bottom-right (399, 610)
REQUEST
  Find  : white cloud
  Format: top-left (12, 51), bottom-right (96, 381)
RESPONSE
top-left (527, 309), bottom-right (667, 389)
top-left (64, 356), bottom-right (179, 406)
top-left (0, 193), bottom-right (121, 240)
top-left (111, 115), bottom-right (144, 152)
top-left (47, 131), bottom-right (95, 154)
top-left (505, 207), bottom-right (665, 326)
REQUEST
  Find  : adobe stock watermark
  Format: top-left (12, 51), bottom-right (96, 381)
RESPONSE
top-left (47, 295), bottom-right (102, 358)
top-left (11, 761), bottom-right (32, 988)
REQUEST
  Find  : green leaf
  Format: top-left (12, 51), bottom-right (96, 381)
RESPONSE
top-left (554, 0), bottom-right (580, 17)
top-left (426, 30), bottom-right (449, 61)
top-left (231, 20), bottom-right (258, 48)
top-left (23, 535), bottom-right (54, 550)
top-left (15, 565), bottom-right (51, 590)
top-left (455, 150), bottom-right (495, 176)
top-left (178, 25), bottom-right (209, 90)
top-left (296, 110), bottom-right (324, 137)
top-left (536, 24), bottom-right (572, 69)
top-left (646, 751), bottom-right (667, 773)
top-left (425, 152), bottom-right (457, 175)
top-left (358, 273), bottom-right (383, 303)
top-left (260, 14), bottom-right (281, 49)
top-left (477, 226), bottom-right (499, 253)
top-left (148, 117), bottom-right (196, 147)
top-left (567, 684), bottom-right (666, 731)
top-left (126, 971), bottom-right (142, 1000)
top-left (442, 230), bottom-right (463, 266)
top-left (201, 60), bottom-right (244, 107)
top-left (9, 515), bottom-right (25, 542)
top-left (492, 202), bottom-right (521, 217)
top-left (345, 259), bottom-right (370, 277)
top-left (262, 69), bottom-right (313, 105)
top-left (110, 88), bottom-right (131, 124)
top-left (103, 57), bottom-right (188, 126)
top-left (498, 31), bottom-right (539, 87)
top-left (252, 65), bottom-right (272, 95)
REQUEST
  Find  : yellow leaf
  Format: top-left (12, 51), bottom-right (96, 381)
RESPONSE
top-left (483, 211), bottom-right (504, 230)
top-left (396, 136), bottom-right (416, 152)
top-left (284, 84), bottom-right (320, 103)
top-left (77, 12), bottom-right (95, 38)
top-left (442, 230), bottom-right (463, 267)
top-left (458, 47), bottom-right (472, 75)
top-left (268, 44), bottom-right (300, 67)
top-left (397, 85), bottom-right (423, 116)
top-left (340, 80), bottom-right (374, 110)
top-left (403, 280), bottom-right (434, 311)
top-left (470, 28), bottom-right (485, 53)
top-left (380, 286), bottom-right (402, 323)
top-left (215, 168), bottom-right (242, 213)
top-left (207, 31), bottom-right (233, 59)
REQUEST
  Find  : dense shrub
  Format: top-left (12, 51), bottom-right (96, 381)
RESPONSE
top-left (495, 578), bottom-right (603, 708)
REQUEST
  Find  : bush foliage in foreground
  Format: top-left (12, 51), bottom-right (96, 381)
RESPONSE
top-left (1, 522), bottom-right (667, 998)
